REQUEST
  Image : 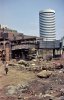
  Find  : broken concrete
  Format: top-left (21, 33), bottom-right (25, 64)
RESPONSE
top-left (37, 70), bottom-right (53, 78)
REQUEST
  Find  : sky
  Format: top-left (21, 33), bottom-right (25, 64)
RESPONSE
top-left (0, 0), bottom-right (64, 39)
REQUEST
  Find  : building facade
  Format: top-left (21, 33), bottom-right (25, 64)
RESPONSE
top-left (39, 9), bottom-right (56, 41)
top-left (0, 25), bottom-right (38, 61)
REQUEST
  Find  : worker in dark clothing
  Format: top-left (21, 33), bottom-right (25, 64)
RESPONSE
top-left (5, 62), bottom-right (8, 75)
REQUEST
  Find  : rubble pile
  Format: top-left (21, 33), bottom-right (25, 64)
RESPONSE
top-left (8, 58), bottom-right (64, 72)
top-left (8, 59), bottom-right (43, 71)
top-left (1, 58), bottom-right (64, 100)
top-left (37, 70), bottom-right (53, 78)
top-left (18, 60), bottom-right (29, 67)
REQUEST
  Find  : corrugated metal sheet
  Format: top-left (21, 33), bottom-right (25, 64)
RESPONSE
top-left (39, 40), bottom-right (60, 49)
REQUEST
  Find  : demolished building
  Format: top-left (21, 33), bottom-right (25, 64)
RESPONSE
top-left (0, 25), bottom-right (64, 62)
top-left (0, 25), bottom-right (38, 61)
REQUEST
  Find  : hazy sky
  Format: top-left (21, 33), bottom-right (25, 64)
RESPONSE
top-left (0, 0), bottom-right (64, 39)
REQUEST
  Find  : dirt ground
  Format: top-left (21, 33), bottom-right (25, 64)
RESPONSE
top-left (0, 63), bottom-right (36, 100)
top-left (0, 58), bottom-right (64, 100)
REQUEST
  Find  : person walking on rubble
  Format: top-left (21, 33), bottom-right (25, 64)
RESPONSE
top-left (5, 62), bottom-right (8, 75)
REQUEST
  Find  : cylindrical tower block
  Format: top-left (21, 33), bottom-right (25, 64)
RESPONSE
top-left (39, 9), bottom-right (56, 41)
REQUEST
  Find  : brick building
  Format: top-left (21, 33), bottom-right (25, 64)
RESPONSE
top-left (0, 25), bottom-right (38, 62)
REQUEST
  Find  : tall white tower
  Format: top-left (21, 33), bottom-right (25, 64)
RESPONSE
top-left (39, 9), bottom-right (56, 41)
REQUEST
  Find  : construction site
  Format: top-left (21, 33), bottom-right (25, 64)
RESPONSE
top-left (0, 26), bottom-right (64, 100)
top-left (0, 25), bottom-right (64, 62)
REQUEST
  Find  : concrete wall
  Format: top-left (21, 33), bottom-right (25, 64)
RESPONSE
top-left (38, 49), bottom-right (53, 58)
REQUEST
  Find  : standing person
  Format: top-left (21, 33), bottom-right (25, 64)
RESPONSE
top-left (5, 62), bottom-right (8, 75)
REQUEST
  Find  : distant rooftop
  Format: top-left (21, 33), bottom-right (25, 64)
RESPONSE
top-left (0, 24), bottom-right (17, 33)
